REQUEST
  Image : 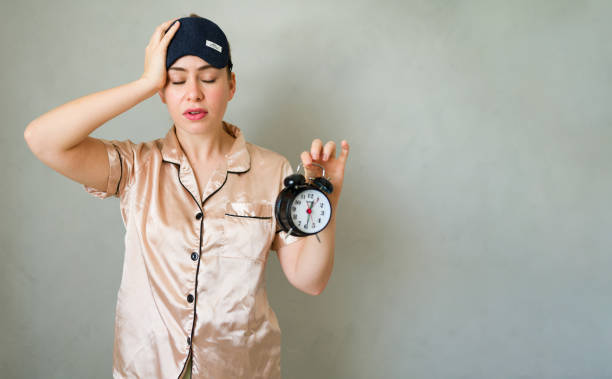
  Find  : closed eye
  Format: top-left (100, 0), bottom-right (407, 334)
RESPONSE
top-left (171, 79), bottom-right (216, 85)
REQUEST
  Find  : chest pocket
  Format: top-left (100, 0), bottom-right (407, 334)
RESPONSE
top-left (222, 201), bottom-right (274, 262)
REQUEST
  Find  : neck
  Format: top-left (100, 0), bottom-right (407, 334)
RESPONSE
top-left (174, 121), bottom-right (234, 164)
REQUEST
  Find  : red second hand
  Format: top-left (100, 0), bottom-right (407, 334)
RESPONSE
top-left (305, 201), bottom-right (313, 225)
top-left (305, 198), bottom-right (320, 227)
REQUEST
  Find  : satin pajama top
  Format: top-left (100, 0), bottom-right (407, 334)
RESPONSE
top-left (82, 121), bottom-right (300, 378)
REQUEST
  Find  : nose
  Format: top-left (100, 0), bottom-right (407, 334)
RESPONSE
top-left (186, 78), bottom-right (204, 102)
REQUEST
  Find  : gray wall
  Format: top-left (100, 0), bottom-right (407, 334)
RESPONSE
top-left (2, 1), bottom-right (611, 378)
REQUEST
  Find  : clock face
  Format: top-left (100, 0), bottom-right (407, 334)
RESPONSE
top-left (290, 189), bottom-right (332, 234)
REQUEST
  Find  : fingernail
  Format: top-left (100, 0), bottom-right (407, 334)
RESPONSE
top-left (323, 154), bottom-right (329, 161)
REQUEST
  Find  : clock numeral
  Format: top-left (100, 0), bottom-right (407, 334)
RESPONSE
top-left (300, 194), bottom-right (305, 199)
top-left (295, 200), bottom-right (301, 205)
top-left (307, 193), bottom-right (314, 199)
top-left (318, 218), bottom-right (321, 223)
top-left (321, 211), bottom-right (325, 215)
top-left (297, 220), bottom-right (302, 226)
top-left (292, 206), bottom-right (296, 212)
top-left (292, 214), bottom-right (297, 219)
top-left (319, 203), bottom-right (324, 208)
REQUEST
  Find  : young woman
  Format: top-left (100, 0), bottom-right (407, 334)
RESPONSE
top-left (24, 14), bottom-right (349, 379)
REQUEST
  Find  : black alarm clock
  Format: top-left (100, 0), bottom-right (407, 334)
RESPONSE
top-left (275, 162), bottom-right (334, 238)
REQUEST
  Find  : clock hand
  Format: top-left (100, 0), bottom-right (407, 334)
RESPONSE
top-left (312, 198), bottom-right (320, 226)
top-left (306, 200), bottom-right (314, 214)
top-left (306, 200), bottom-right (314, 226)
top-left (309, 198), bottom-right (318, 220)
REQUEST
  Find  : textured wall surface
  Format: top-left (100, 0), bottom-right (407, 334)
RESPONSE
top-left (2, 1), bottom-right (611, 378)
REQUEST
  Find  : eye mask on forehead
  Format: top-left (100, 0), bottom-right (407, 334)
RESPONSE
top-left (165, 17), bottom-right (230, 70)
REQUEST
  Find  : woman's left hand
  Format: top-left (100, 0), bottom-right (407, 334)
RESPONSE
top-left (300, 139), bottom-right (350, 206)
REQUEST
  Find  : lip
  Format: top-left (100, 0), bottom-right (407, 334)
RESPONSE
top-left (183, 107), bottom-right (208, 120)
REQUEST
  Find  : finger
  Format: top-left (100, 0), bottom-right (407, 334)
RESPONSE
top-left (157, 18), bottom-right (179, 38)
top-left (163, 17), bottom-right (180, 28)
top-left (322, 141), bottom-right (336, 161)
top-left (162, 20), bottom-right (180, 43)
top-left (310, 139), bottom-right (323, 160)
top-left (150, 18), bottom-right (179, 44)
top-left (162, 19), bottom-right (180, 36)
top-left (300, 151), bottom-right (313, 168)
top-left (338, 140), bottom-right (350, 163)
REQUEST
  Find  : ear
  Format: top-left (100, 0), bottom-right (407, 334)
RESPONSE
top-left (228, 72), bottom-right (236, 101)
top-left (158, 88), bottom-right (166, 104)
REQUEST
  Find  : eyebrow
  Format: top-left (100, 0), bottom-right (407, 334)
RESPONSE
top-left (168, 65), bottom-right (215, 72)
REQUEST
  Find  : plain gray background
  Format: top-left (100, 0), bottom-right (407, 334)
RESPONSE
top-left (2, 0), bottom-right (612, 378)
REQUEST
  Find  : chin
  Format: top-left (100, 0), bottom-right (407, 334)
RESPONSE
top-left (176, 118), bottom-right (220, 134)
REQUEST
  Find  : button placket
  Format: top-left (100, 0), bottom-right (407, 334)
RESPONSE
top-left (189, 211), bottom-right (201, 309)
top-left (186, 209), bottom-right (203, 353)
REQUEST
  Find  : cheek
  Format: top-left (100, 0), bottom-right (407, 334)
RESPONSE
top-left (164, 95), bottom-right (182, 112)
top-left (209, 86), bottom-right (228, 99)
top-left (207, 87), bottom-right (230, 107)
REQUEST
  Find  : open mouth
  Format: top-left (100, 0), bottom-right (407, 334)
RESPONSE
top-left (183, 107), bottom-right (208, 120)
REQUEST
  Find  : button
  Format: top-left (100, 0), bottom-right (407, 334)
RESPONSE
top-left (191, 252), bottom-right (199, 261)
top-left (187, 337), bottom-right (191, 345)
top-left (195, 212), bottom-right (202, 220)
top-left (187, 294), bottom-right (194, 303)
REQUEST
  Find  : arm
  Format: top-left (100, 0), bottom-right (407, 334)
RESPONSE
top-left (276, 140), bottom-right (349, 295)
top-left (24, 18), bottom-right (180, 190)
top-left (24, 79), bottom-right (157, 153)
top-left (24, 79), bottom-right (158, 189)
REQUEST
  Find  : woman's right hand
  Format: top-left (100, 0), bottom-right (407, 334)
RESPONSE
top-left (140, 18), bottom-right (181, 92)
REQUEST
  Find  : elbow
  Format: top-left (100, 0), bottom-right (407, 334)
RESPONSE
top-left (24, 121), bottom-right (39, 142)
top-left (24, 125), bottom-right (33, 144)
top-left (304, 285), bottom-right (325, 296)
top-left (24, 124), bottom-right (40, 154)
top-left (24, 126), bottom-right (37, 154)
top-left (24, 123), bottom-right (52, 158)
top-left (297, 273), bottom-right (331, 296)
top-left (294, 281), bottom-right (324, 296)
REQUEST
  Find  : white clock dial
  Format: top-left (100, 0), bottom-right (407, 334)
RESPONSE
top-left (290, 189), bottom-right (332, 234)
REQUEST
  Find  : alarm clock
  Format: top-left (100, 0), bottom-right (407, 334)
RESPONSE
top-left (275, 162), bottom-right (334, 238)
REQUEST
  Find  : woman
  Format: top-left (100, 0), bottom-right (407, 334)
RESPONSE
top-left (24, 14), bottom-right (349, 379)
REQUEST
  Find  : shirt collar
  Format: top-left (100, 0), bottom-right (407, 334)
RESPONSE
top-left (161, 121), bottom-right (251, 173)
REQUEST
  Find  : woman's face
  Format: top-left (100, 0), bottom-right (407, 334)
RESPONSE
top-left (158, 55), bottom-right (236, 134)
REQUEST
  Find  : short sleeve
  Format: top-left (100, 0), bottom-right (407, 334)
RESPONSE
top-left (271, 156), bottom-right (302, 251)
top-left (82, 138), bottom-right (136, 199)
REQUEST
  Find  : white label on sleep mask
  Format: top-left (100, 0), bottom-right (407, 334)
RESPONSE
top-left (206, 40), bottom-right (222, 53)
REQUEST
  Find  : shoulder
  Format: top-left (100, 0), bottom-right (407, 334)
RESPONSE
top-left (107, 137), bottom-right (166, 175)
top-left (107, 137), bottom-right (159, 156)
top-left (245, 141), bottom-right (292, 170)
top-left (133, 138), bottom-right (162, 163)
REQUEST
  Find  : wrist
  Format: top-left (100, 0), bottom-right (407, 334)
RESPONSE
top-left (137, 76), bottom-right (163, 95)
top-left (329, 191), bottom-right (341, 210)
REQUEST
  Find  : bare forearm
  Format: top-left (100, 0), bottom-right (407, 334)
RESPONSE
top-left (24, 78), bottom-right (158, 152)
top-left (294, 195), bottom-right (339, 295)
top-left (292, 137), bottom-right (350, 295)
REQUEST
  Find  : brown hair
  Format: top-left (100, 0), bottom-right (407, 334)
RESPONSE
top-left (188, 13), bottom-right (233, 80)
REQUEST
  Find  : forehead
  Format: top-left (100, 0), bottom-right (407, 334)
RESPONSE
top-left (168, 55), bottom-right (219, 73)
